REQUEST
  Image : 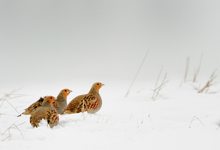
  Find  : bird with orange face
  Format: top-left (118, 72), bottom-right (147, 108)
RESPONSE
top-left (55, 88), bottom-right (72, 114)
top-left (18, 88), bottom-right (72, 117)
top-left (64, 82), bottom-right (104, 114)
top-left (30, 96), bottom-right (59, 128)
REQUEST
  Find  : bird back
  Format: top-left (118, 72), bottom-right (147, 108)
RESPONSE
top-left (17, 97), bottom-right (44, 117)
top-left (30, 105), bottom-right (59, 128)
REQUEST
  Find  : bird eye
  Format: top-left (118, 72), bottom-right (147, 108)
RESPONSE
top-left (64, 90), bottom-right (67, 92)
top-left (97, 83), bottom-right (100, 86)
top-left (50, 97), bottom-right (53, 99)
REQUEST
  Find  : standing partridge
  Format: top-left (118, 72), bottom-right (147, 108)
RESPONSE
top-left (17, 88), bottom-right (72, 117)
top-left (55, 88), bottom-right (72, 114)
top-left (30, 96), bottom-right (59, 128)
top-left (64, 82), bottom-right (104, 114)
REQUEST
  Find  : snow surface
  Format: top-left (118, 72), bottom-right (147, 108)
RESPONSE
top-left (1, 81), bottom-right (220, 150)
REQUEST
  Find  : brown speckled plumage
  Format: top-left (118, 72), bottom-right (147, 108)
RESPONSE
top-left (17, 97), bottom-right (44, 117)
top-left (64, 82), bottom-right (104, 114)
top-left (30, 96), bottom-right (59, 128)
top-left (18, 88), bottom-right (71, 117)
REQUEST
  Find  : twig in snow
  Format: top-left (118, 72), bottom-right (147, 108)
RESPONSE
top-left (5, 100), bottom-right (19, 114)
top-left (193, 53), bottom-right (203, 82)
top-left (1, 122), bottom-right (25, 141)
top-left (124, 50), bottom-right (149, 97)
top-left (188, 116), bottom-right (204, 128)
top-left (198, 70), bottom-right (218, 93)
top-left (154, 66), bottom-right (163, 88)
top-left (151, 68), bottom-right (168, 100)
top-left (0, 89), bottom-right (25, 113)
top-left (184, 57), bottom-right (190, 83)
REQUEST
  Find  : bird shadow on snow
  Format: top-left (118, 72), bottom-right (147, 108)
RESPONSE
top-left (58, 114), bottom-right (90, 127)
top-left (58, 113), bottom-right (110, 127)
top-left (59, 118), bottom-right (79, 126)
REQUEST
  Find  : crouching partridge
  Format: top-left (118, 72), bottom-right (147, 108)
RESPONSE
top-left (64, 82), bottom-right (104, 114)
top-left (30, 96), bottom-right (59, 128)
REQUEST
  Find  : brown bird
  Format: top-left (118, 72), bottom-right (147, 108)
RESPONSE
top-left (55, 88), bottom-right (72, 114)
top-left (17, 88), bottom-right (72, 117)
top-left (64, 82), bottom-right (104, 114)
top-left (30, 96), bottom-right (59, 128)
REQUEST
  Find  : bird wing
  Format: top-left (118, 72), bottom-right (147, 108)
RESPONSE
top-left (64, 95), bottom-right (85, 114)
top-left (64, 94), bottom-right (98, 114)
top-left (76, 94), bottom-right (98, 112)
top-left (25, 97), bottom-right (44, 111)
top-left (18, 97), bottom-right (44, 117)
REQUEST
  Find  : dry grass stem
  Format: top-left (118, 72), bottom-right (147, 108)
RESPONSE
top-left (125, 50), bottom-right (149, 97)
top-left (152, 68), bottom-right (168, 100)
top-left (184, 57), bottom-right (190, 83)
top-left (198, 70), bottom-right (218, 93)
top-left (193, 53), bottom-right (203, 83)
top-left (1, 122), bottom-right (25, 141)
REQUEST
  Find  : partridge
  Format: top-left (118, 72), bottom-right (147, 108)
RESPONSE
top-left (30, 96), bottom-right (59, 128)
top-left (64, 82), bottom-right (104, 114)
top-left (55, 88), bottom-right (72, 114)
top-left (17, 88), bottom-right (72, 117)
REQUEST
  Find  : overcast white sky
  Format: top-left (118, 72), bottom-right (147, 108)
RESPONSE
top-left (0, 0), bottom-right (219, 87)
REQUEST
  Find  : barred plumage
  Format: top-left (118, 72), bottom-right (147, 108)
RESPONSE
top-left (30, 96), bottom-right (59, 128)
top-left (17, 97), bottom-right (44, 117)
top-left (18, 88), bottom-right (71, 117)
top-left (64, 82), bottom-right (104, 114)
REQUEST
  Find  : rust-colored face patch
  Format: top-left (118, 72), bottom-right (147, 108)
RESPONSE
top-left (61, 88), bottom-right (72, 97)
top-left (93, 82), bottom-right (104, 90)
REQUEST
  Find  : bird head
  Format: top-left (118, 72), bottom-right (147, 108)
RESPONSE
top-left (59, 88), bottom-right (72, 98)
top-left (92, 82), bottom-right (104, 91)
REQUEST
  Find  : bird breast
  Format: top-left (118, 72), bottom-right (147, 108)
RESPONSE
top-left (87, 95), bottom-right (102, 113)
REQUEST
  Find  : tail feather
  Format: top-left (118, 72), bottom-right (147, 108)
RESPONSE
top-left (17, 111), bottom-right (30, 117)
top-left (17, 114), bottom-right (22, 117)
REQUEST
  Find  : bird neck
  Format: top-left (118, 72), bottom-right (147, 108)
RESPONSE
top-left (89, 87), bottom-right (99, 95)
top-left (57, 94), bottom-right (67, 101)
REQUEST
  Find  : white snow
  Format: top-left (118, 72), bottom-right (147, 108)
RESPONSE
top-left (1, 81), bottom-right (220, 150)
top-left (1, 0), bottom-right (220, 149)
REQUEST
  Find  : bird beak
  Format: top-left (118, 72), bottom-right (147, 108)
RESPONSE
top-left (69, 90), bottom-right (72, 93)
top-left (101, 83), bottom-right (105, 86)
